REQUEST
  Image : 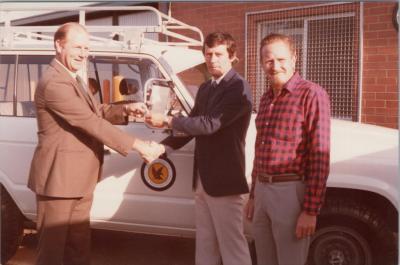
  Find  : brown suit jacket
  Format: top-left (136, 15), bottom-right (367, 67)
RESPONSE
top-left (28, 59), bottom-right (135, 198)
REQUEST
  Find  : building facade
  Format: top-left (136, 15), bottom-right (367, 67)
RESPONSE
top-left (170, 2), bottom-right (399, 129)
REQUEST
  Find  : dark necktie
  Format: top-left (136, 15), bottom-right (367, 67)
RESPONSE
top-left (211, 80), bottom-right (217, 90)
top-left (207, 81), bottom-right (217, 108)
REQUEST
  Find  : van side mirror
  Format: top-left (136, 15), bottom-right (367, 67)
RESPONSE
top-left (143, 78), bottom-right (174, 130)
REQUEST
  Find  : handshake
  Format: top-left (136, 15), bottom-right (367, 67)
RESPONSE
top-left (124, 103), bottom-right (168, 163)
top-left (133, 139), bottom-right (165, 164)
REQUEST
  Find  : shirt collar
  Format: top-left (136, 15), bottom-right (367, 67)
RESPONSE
top-left (266, 72), bottom-right (301, 99)
top-left (211, 67), bottom-right (232, 85)
top-left (55, 59), bottom-right (77, 79)
top-left (283, 72), bottom-right (301, 93)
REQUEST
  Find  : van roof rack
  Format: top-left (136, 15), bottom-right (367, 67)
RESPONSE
top-left (0, 6), bottom-right (204, 51)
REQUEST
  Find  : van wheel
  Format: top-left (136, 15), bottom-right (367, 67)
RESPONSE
top-left (1, 186), bottom-right (24, 263)
top-left (307, 198), bottom-right (397, 265)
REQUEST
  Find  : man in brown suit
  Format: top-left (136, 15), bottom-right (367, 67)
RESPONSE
top-left (28, 22), bottom-right (164, 265)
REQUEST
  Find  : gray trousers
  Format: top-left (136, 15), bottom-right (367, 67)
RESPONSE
top-left (194, 179), bottom-right (252, 265)
top-left (252, 179), bottom-right (310, 265)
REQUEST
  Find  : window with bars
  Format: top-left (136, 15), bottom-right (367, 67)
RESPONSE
top-left (246, 3), bottom-right (360, 120)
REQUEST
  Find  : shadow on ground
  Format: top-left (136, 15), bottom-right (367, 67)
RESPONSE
top-left (7, 229), bottom-right (195, 265)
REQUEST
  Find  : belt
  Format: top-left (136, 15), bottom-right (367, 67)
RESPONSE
top-left (257, 173), bottom-right (304, 183)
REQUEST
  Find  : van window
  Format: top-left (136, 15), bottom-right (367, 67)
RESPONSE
top-left (88, 56), bottom-right (164, 105)
top-left (16, 55), bottom-right (52, 117)
top-left (0, 55), bottom-right (16, 116)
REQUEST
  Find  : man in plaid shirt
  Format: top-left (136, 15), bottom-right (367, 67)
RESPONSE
top-left (245, 33), bottom-right (330, 265)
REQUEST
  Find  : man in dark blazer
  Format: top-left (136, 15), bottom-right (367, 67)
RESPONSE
top-left (146, 32), bottom-right (253, 265)
top-left (28, 22), bottom-right (164, 265)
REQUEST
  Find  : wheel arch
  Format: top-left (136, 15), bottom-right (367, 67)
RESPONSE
top-left (0, 179), bottom-right (34, 225)
top-left (310, 187), bottom-right (399, 265)
top-left (324, 187), bottom-right (398, 233)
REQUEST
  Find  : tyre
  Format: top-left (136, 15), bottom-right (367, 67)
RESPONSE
top-left (307, 197), bottom-right (398, 265)
top-left (1, 185), bottom-right (24, 263)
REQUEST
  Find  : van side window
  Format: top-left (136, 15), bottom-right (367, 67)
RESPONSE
top-left (16, 55), bottom-right (52, 117)
top-left (88, 56), bottom-right (163, 105)
top-left (0, 55), bottom-right (16, 116)
top-left (88, 57), bottom-right (162, 104)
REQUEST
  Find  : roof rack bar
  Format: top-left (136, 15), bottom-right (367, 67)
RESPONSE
top-left (0, 6), bottom-right (204, 50)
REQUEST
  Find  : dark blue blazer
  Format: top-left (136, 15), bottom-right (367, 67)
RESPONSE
top-left (162, 68), bottom-right (252, 197)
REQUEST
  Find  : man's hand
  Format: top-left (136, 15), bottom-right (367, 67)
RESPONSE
top-left (145, 113), bottom-right (172, 128)
top-left (132, 139), bottom-right (165, 163)
top-left (124, 103), bottom-right (148, 118)
top-left (295, 211), bottom-right (317, 239)
top-left (244, 198), bottom-right (255, 221)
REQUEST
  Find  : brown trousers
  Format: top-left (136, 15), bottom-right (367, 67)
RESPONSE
top-left (35, 194), bottom-right (93, 265)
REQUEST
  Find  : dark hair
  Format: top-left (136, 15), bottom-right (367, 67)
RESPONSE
top-left (259, 33), bottom-right (296, 59)
top-left (202, 32), bottom-right (237, 59)
top-left (53, 22), bottom-right (87, 48)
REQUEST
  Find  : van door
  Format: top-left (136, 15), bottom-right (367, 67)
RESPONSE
top-left (87, 55), bottom-right (196, 236)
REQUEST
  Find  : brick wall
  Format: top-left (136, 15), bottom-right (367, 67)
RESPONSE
top-left (363, 2), bottom-right (398, 128)
top-left (170, 2), bottom-right (399, 128)
top-left (170, 2), bottom-right (308, 76)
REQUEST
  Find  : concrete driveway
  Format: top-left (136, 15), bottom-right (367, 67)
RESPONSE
top-left (7, 229), bottom-right (195, 265)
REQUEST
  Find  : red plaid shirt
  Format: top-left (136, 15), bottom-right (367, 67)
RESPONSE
top-left (251, 72), bottom-right (331, 215)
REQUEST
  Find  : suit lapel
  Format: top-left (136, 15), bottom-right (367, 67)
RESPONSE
top-left (50, 59), bottom-right (99, 115)
top-left (74, 79), bottom-right (99, 115)
top-left (206, 68), bottom-right (237, 109)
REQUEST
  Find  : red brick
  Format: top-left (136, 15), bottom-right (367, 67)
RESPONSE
top-left (365, 115), bottom-right (386, 124)
top-left (363, 77), bottom-right (377, 85)
top-left (378, 14), bottom-right (394, 23)
top-left (375, 47), bottom-right (398, 55)
top-left (364, 8), bottom-right (381, 16)
top-left (377, 77), bottom-right (397, 85)
top-left (362, 92), bottom-right (376, 99)
top-left (384, 116), bottom-right (399, 124)
top-left (364, 15), bottom-right (380, 24)
top-left (378, 30), bottom-right (397, 39)
top-left (386, 85), bottom-right (399, 93)
top-left (375, 93), bottom-right (387, 100)
top-left (367, 22), bottom-right (391, 31)
top-left (362, 107), bottom-right (376, 115)
top-left (375, 108), bottom-right (387, 115)
top-left (387, 101), bottom-right (398, 108)
top-left (365, 6), bottom-right (391, 16)
top-left (364, 47), bottom-right (379, 55)
top-left (363, 84), bottom-right (382, 92)
top-left (386, 70), bottom-right (398, 78)
top-left (364, 100), bottom-right (385, 108)
top-left (364, 62), bottom-right (397, 70)
top-left (387, 92), bottom-right (398, 99)
top-left (386, 108), bottom-right (399, 116)
top-left (365, 54), bottom-right (387, 62)
top-left (387, 56), bottom-right (399, 63)
top-left (364, 67), bottom-right (388, 74)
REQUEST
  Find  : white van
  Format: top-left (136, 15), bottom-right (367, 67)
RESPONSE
top-left (0, 6), bottom-right (398, 265)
